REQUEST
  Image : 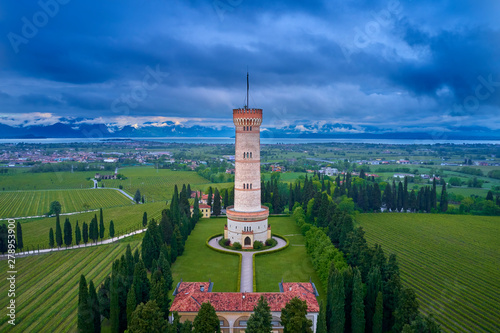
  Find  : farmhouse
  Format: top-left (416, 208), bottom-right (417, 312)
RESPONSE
top-left (170, 281), bottom-right (320, 333)
top-left (190, 204), bottom-right (211, 218)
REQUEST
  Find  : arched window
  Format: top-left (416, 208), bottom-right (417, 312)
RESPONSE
top-left (243, 183), bottom-right (246, 189)
top-left (250, 126), bottom-right (252, 131)
top-left (250, 184), bottom-right (252, 189)
top-left (250, 152), bottom-right (252, 158)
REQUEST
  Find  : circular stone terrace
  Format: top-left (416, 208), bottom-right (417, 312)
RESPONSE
top-left (207, 235), bottom-right (287, 293)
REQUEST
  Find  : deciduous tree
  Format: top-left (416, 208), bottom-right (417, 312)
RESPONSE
top-left (280, 297), bottom-right (313, 333)
top-left (193, 302), bottom-right (220, 333)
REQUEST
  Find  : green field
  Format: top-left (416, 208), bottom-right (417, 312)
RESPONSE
top-left (0, 170), bottom-right (97, 191)
top-left (170, 217), bottom-right (240, 292)
top-left (14, 202), bottom-right (167, 249)
top-left (255, 216), bottom-right (325, 301)
top-left (0, 189), bottom-right (133, 218)
top-left (98, 167), bottom-right (211, 201)
top-left (357, 213), bottom-right (500, 333)
top-left (0, 237), bottom-right (141, 332)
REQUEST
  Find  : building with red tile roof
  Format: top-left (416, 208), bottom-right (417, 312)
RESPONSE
top-left (170, 280), bottom-right (320, 332)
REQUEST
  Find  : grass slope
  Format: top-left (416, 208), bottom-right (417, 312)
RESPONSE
top-left (170, 217), bottom-right (240, 292)
top-left (0, 238), bottom-right (141, 333)
top-left (0, 189), bottom-right (132, 218)
top-left (357, 213), bottom-right (500, 333)
top-left (11, 202), bottom-right (167, 249)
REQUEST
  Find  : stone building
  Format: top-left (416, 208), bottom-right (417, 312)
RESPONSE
top-left (224, 107), bottom-right (271, 249)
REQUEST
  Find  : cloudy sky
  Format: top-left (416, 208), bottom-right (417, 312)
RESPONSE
top-left (0, 0), bottom-right (499, 134)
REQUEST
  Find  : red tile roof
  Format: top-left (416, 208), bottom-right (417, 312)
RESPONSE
top-left (170, 282), bottom-right (319, 313)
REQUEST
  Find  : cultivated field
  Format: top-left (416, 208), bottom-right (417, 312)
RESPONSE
top-left (0, 238), bottom-right (141, 332)
top-left (0, 170), bottom-right (97, 191)
top-left (357, 213), bottom-right (500, 333)
top-left (95, 167), bottom-right (213, 201)
top-left (0, 189), bottom-right (132, 218)
top-left (11, 202), bottom-right (166, 249)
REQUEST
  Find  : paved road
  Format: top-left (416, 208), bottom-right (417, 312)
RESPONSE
top-left (0, 228), bottom-right (147, 260)
top-left (208, 236), bottom-right (287, 292)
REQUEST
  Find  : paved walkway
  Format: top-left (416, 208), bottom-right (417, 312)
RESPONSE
top-left (0, 228), bottom-right (147, 260)
top-left (208, 236), bottom-right (287, 292)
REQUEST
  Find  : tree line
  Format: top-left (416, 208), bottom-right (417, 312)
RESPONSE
top-left (78, 183), bottom-right (203, 333)
top-left (48, 207), bottom-right (113, 248)
top-left (291, 178), bottom-right (442, 333)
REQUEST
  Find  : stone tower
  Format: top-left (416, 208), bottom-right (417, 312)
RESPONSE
top-left (225, 75), bottom-right (270, 249)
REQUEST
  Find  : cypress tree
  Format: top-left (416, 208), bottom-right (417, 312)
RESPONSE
top-left (64, 217), bottom-right (72, 247)
top-left (431, 178), bottom-right (437, 209)
top-left (82, 222), bottom-right (88, 244)
top-left (142, 212), bottom-right (148, 227)
top-left (440, 183), bottom-right (448, 212)
top-left (213, 188), bottom-right (221, 216)
top-left (134, 189), bottom-right (141, 204)
top-left (75, 221), bottom-right (81, 245)
top-left (98, 276), bottom-right (111, 319)
top-left (158, 252), bottom-right (173, 291)
top-left (109, 262), bottom-right (119, 333)
top-left (223, 189), bottom-right (229, 208)
top-left (366, 266), bottom-right (382, 333)
top-left (316, 301), bottom-right (328, 333)
top-left (126, 286), bottom-right (137, 325)
top-left (151, 276), bottom-right (169, 319)
top-left (133, 259), bottom-right (150, 305)
top-left (109, 220), bottom-right (115, 238)
top-left (16, 222), bottom-right (23, 250)
top-left (78, 275), bottom-right (93, 333)
top-left (403, 176), bottom-right (409, 211)
top-left (207, 186), bottom-right (213, 209)
top-left (88, 280), bottom-right (101, 333)
top-left (332, 267), bottom-right (345, 333)
top-left (99, 208), bottom-right (105, 240)
top-left (343, 266), bottom-right (354, 333)
top-left (351, 268), bottom-right (365, 333)
top-left (373, 291), bottom-right (383, 333)
top-left (397, 182), bottom-right (404, 212)
top-left (49, 227), bottom-right (55, 248)
top-left (246, 296), bottom-right (273, 333)
top-left (55, 214), bottom-right (63, 247)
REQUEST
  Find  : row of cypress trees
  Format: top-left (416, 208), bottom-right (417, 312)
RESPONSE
top-left (0, 221), bottom-right (23, 254)
top-left (48, 208), bottom-right (113, 248)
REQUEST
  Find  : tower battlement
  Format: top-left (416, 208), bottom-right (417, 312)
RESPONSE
top-left (233, 108), bottom-right (263, 126)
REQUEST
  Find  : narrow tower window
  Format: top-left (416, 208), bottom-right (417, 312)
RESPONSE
top-left (250, 184), bottom-right (252, 189)
top-left (250, 152), bottom-right (252, 158)
top-left (250, 126), bottom-right (252, 131)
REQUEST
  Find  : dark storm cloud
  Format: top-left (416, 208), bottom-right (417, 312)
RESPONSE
top-left (0, 0), bottom-right (499, 132)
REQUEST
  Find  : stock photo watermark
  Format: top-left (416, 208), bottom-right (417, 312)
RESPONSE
top-left (7, 0), bottom-right (71, 54)
top-left (212, 0), bottom-right (244, 22)
top-left (339, 0), bottom-right (404, 63)
top-left (5, 219), bottom-right (17, 325)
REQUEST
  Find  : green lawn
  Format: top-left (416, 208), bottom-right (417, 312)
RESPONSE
top-left (170, 217), bottom-right (240, 292)
top-left (357, 213), bottom-right (500, 333)
top-left (255, 216), bottom-right (325, 302)
top-left (11, 202), bottom-right (167, 249)
top-left (0, 189), bottom-right (133, 218)
top-left (0, 238), bottom-right (141, 333)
